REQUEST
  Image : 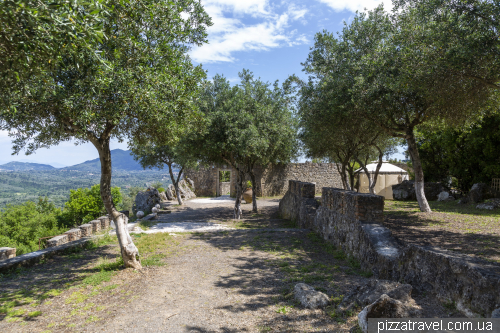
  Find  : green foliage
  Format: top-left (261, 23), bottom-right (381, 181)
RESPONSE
top-left (245, 180), bottom-right (252, 189)
top-left (150, 181), bottom-right (163, 189)
top-left (62, 184), bottom-right (122, 225)
top-left (417, 113), bottom-right (500, 192)
top-left (219, 171), bottom-right (231, 182)
top-left (0, 201), bottom-right (63, 255)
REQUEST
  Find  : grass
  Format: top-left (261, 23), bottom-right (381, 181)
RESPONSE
top-left (384, 200), bottom-right (500, 262)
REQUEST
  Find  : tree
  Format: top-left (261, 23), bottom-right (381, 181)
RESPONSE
top-left (130, 143), bottom-right (197, 205)
top-left (297, 29), bottom-right (396, 194)
top-left (0, 0), bottom-right (108, 108)
top-left (194, 70), bottom-right (297, 217)
top-left (1, 0), bottom-right (212, 268)
top-left (62, 184), bottom-right (122, 225)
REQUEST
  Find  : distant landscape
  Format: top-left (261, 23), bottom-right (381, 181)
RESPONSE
top-left (0, 149), bottom-right (175, 209)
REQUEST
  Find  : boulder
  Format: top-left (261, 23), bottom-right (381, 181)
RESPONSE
top-left (186, 177), bottom-right (195, 190)
top-left (136, 211), bottom-right (145, 219)
top-left (166, 187), bottom-right (174, 201)
top-left (294, 283), bottom-right (330, 309)
top-left (459, 183), bottom-right (500, 205)
top-left (159, 192), bottom-right (168, 201)
top-left (392, 180), bottom-right (448, 201)
top-left (338, 279), bottom-right (412, 314)
top-left (437, 191), bottom-right (453, 201)
top-left (492, 307), bottom-right (500, 318)
top-left (476, 198), bottom-right (500, 210)
top-left (133, 187), bottom-right (161, 213)
top-left (358, 294), bottom-right (411, 333)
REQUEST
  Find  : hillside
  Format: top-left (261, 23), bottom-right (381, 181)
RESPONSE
top-left (0, 161), bottom-right (55, 171)
top-left (62, 149), bottom-right (153, 172)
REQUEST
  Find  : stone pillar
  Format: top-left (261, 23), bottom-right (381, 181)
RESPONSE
top-left (0, 247), bottom-right (16, 261)
top-left (90, 220), bottom-right (101, 233)
top-left (47, 234), bottom-right (68, 247)
top-left (64, 228), bottom-right (82, 242)
top-left (79, 224), bottom-right (92, 237)
top-left (98, 216), bottom-right (110, 229)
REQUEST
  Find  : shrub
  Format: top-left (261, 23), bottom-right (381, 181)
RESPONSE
top-left (0, 200), bottom-right (63, 254)
top-left (61, 184), bottom-right (122, 226)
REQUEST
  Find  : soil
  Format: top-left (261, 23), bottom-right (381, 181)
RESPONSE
top-left (0, 198), bottom-right (464, 333)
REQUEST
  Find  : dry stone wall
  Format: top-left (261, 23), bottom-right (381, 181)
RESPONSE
top-left (186, 162), bottom-right (342, 198)
top-left (279, 180), bottom-right (500, 318)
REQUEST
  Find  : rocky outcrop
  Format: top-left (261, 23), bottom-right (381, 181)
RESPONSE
top-left (392, 180), bottom-right (448, 201)
top-left (437, 191), bottom-right (454, 201)
top-left (358, 294), bottom-right (414, 333)
top-left (159, 192), bottom-right (168, 201)
top-left (133, 187), bottom-right (161, 213)
top-left (459, 183), bottom-right (500, 205)
top-left (294, 283), bottom-right (330, 309)
top-left (476, 198), bottom-right (500, 210)
top-left (167, 180), bottom-right (196, 201)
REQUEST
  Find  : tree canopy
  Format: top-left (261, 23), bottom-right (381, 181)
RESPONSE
top-left (0, 0), bottom-right (212, 268)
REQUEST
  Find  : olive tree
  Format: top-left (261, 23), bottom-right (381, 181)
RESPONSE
top-left (195, 70), bottom-right (297, 217)
top-left (1, 0), bottom-right (212, 268)
top-left (130, 142), bottom-right (198, 206)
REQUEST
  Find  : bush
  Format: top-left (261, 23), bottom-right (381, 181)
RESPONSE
top-left (61, 184), bottom-right (122, 226)
top-left (0, 199), bottom-right (64, 255)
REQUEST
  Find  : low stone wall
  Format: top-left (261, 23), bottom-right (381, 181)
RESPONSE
top-left (279, 180), bottom-right (500, 318)
top-left (0, 247), bottom-right (16, 261)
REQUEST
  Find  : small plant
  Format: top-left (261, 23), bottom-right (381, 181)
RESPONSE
top-left (245, 180), bottom-right (252, 189)
top-left (276, 305), bottom-right (292, 314)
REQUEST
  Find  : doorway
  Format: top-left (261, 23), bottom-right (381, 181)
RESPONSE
top-left (218, 170), bottom-right (231, 196)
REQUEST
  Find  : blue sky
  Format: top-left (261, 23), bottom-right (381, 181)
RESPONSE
top-left (0, 0), bottom-right (403, 167)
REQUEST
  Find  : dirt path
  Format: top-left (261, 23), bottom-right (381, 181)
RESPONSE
top-left (0, 198), bottom-right (460, 333)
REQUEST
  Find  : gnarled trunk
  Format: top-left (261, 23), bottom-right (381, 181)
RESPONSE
top-left (356, 147), bottom-right (384, 195)
top-left (94, 138), bottom-right (142, 269)
top-left (168, 163), bottom-right (183, 205)
top-left (406, 130), bottom-right (432, 213)
top-left (234, 169), bottom-right (244, 219)
top-left (250, 171), bottom-right (257, 213)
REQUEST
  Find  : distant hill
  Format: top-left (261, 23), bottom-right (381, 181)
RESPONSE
top-left (0, 161), bottom-right (56, 171)
top-left (62, 149), bottom-right (153, 172)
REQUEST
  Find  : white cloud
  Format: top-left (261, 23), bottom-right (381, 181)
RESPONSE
top-left (316, 0), bottom-right (392, 12)
top-left (191, 0), bottom-right (309, 63)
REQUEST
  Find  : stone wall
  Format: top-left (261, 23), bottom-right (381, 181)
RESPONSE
top-left (0, 247), bottom-right (16, 261)
top-left (219, 182), bottom-right (230, 195)
top-left (186, 162), bottom-right (342, 198)
top-left (279, 180), bottom-right (500, 318)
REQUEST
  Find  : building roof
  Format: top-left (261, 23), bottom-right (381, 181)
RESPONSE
top-left (355, 162), bottom-right (408, 174)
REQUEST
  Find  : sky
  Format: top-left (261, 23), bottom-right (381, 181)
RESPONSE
top-left (0, 0), bottom-right (403, 167)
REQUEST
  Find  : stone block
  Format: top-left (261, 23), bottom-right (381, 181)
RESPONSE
top-left (98, 216), bottom-right (110, 229)
top-left (0, 247), bottom-right (16, 261)
top-left (90, 220), bottom-right (101, 233)
top-left (64, 228), bottom-right (81, 242)
top-left (79, 224), bottom-right (92, 237)
top-left (47, 234), bottom-right (68, 248)
top-left (301, 182), bottom-right (316, 198)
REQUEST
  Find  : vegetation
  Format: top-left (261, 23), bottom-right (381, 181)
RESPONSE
top-left (0, 170), bottom-right (170, 210)
top-left (194, 70), bottom-right (298, 216)
top-left (416, 112), bottom-right (500, 192)
top-left (1, 0), bottom-right (212, 268)
top-left (0, 198), bottom-right (63, 254)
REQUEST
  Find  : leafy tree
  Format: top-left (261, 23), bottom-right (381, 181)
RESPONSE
top-left (0, 200), bottom-right (63, 254)
top-left (130, 144), bottom-right (197, 205)
top-left (195, 70), bottom-right (298, 216)
top-left (0, 0), bottom-right (109, 108)
top-left (62, 184), bottom-right (122, 225)
top-left (417, 112), bottom-right (500, 192)
top-left (297, 29), bottom-right (396, 194)
top-left (1, 0), bottom-right (212, 268)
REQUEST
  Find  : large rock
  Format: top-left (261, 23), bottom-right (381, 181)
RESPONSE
top-left (186, 177), bottom-right (195, 190)
top-left (459, 183), bottom-right (500, 205)
top-left (358, 294), bottom-right (412, 333)
top-left (476, 198), bottom-right (500, 210)
top-left (168, 181), bottom-right (196, 201)
top-left (437, 191), bottom-right (454, 201)
top-left (338, 279), bottom-right (413, 314)
top-left (133, 187), bottom-right (161, 213)
top-left (392, 180), bottom-right (448, 201)
top-left (166, 186), bottom-right (174, 201)
top-left (159, 191), bottom-right (167, 201)
top-left (294, 283), bottom-right (330, 309)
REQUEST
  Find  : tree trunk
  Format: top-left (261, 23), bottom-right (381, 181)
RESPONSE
top-left (355, 148), bottom-right (383, 195)
top-left (234, 169), bottom-right (244, 219)
top-left (168, 163), bottom-right (183, 205)
top-left (338, 161), bottom-right (351, 191)
top-left (250, 171), bottom-right (257, 213)
top-left (406, 130), bottom-right (432, 213)
top-left (94, 138), bottom-right (142, 269)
